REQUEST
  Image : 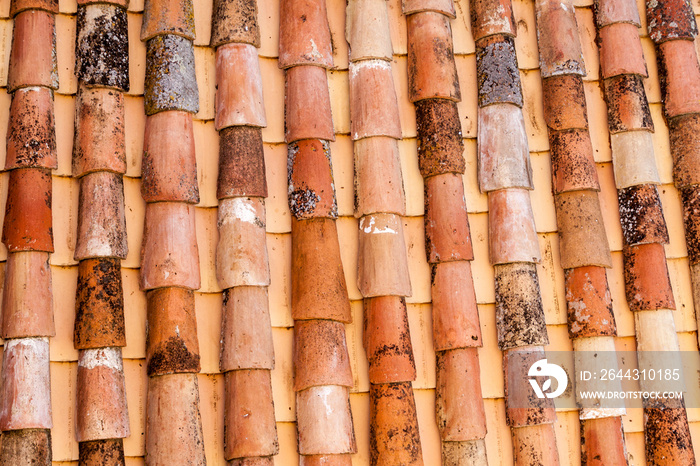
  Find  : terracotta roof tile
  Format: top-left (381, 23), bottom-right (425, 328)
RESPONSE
top-left (8, 10), bottom-right (58, 92)
top-left (435, 348), bottom-right (487, 440)
top-left (349, 60), bottom-right (402, 140)
top-left (72, 87), bottom-right (126, 177)
top-left (210, 0), bottom-right (261, 48)
top-left (146, 374), bottom-right (206, 464)
top-left (431, 261), bottom-right (481, 350)
top-left (603, 74), bottom-right (653, 133)
top-left (681, 185), bottom-right (700, 263)
top-left (369, 382), bottom-right (423, 465)
top-left (74, 257), bottom-right (126, 349)
top-left (291, 218), bottom-right (351, 322)
top-left (469, 0), bottom-right (516, 41)
top-left (215, 43), bottom-right (266, 129)
top-left (354, 137), bottom-right (406, 217)
top-left (555, 190), bottom-right (612, 268)
top-left (565, 266), bottom-right (617, 338)
top-left (424, 173), bottom-right (473, 263)
top-left (669, 114), bottom-right (700, 188)
top-left (494, 263), bottom-right (549, 349)
top-left (5, 87), bottom-right (57, 170)
top-left (646, 0), bottom-right (697, 43)
top-left (644, 402), bottom-right (696, 464)
top-left (402, 0), bottom-right (456, 17)
top-left (141, 111), bottom-right (199, 203)
top-left (220, 287), bottom-right (274, 371)
top-left (656, 39), bottom-right (700, 118)
top-left (293, 319), bottom-right (353, 390)
top-left (296, 385), bottom-right (357, 455)
top-left (477, 104), bottom-right (533, 192)
top-left (285, 65), bottom-right (335, 143)
top-left (76, 4), bottom-right (130, 91)
top-left (75, 347), bottom-right (129, 441)
top-left (230, 457), bottom-right (275, 466)
top-left (542, 75), bottom-right (588, 131)
top-left (487, 189), bottom-right (541, 265)
top-left (78, 439), bottom-right (125, 466)
top-left (288, 139), bottom-right (338, 219)
top-left (224, 370), bottom-right (279, 459)
top-left (580, 417), bottom-right (628, 465)
top-left (407, 12), bottom-right (460, 102)
top-left (0, 338), bottom-right (52, 430)
top-left (358, 213), bottom-right (412, 297)
top-left (623, 242), bottom-right (676, 310)
top-left (598, 23), bottom-right (648, 78)
top-left (415, 98), bottom-right (465, 178)
top-left (346, 0), bottom-right (393, 62)
top-left (503, 347), bottom-right (556, 427)
top-left (593, 0), bottom-right (640, 27)
top-left (299, 454), bottom-right (352, 466)
top-left (10, 0), bottom-right (58, 16)
top-left (218, 126), bottom-right (267, 199)
top-left (144, 35), bottom-right (199, 115)
top-left (441, 440), bottom-right (488, 464)
top-left (77, 0), bottom-right (127, 6)
top-left (363, 296), bottom-right (417, 384)
top-left (0, 429), bottom-right (51, 465)
top-left (617, 184), bottom-right (669, 246)
top-left (1, 252), bottom-right (54, 339)
top-left (140, 0), bottom-right (195, 41)
top-left (548, 130), bottom-right (600, 194)
top-left (140, 202), bottom-right (201, 291)
top-left (278, 0), bottom-right (333, 69)
top-left (145, 287), bottom-right (201, 375)
top-left (610, 130), bottom-right (661, 188)
top-left (475, 34), bottom-right (522, 108)
top-left (511, 424), bottom-right (560, 464)
top-left (535, 0), bottom-right (585, 78)
top-left (2, 168), bottom-right (53, 253)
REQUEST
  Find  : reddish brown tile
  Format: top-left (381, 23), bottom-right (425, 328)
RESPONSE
top-left (294, 319), bottom-right (354, 390)
top-left (565, 266), bottom-right (617, 338)
top-left (346, 0), bottom-right (393, 62)
top-left (216, 197), bottom-right (270, 288)
top-left (10, 0), bottom-right (58, 16)
top-left (644, 403), bottom-right (696, 465)
top-left (76, 4), bottom-right (129, 91)
top-left (358, 213), bottom-right (412, 297)
top-left (435, 348), bottom-right (487, 441)
top-left (288, 139), bottom-right (338, 219)
top-left (432, 261), bottom-right (481, 350)
top-left (74, 257), bottom-right (126, 349)
top-left (146, 374), bottom-right (206, 465)
top-left (441, 440), bottom-right (488, 465)
top-left (598, 23), bottom-right (648, 79)
top-left (370, 382), bottom-right (423, 465)
top-left (216, 43), bottom-right (266, 130)
top-left (75, 172), bottom-right (128, 260)
top-left (594, 0), bottom-right (640, 27)
top-left (349, 60), bottom-right (402, 140)
top-left (354, 137), bottom-right (406, 217)
top-left (2, 168), bottom-right (53, 253)
top-left (146, 287), bottom-right (201, 375)
top-left (469, 0), bottom-right (515, 41)
top-left (144, 35), bottom-right (199, 115)
top-left (221, 287), bottom-right (274, 371)
top-left (487, 189), bottom-right (540, 265)
top-left (503, 347), bottom-right (557, 427)
top-left (285, 65), bottom-right (335, 143)
top-left (669, 113), bottom-right (700, 188)
top-left (73, 87), bottom-right (126, 177)
top-left (296, 385), bottom-right (356, 455)
top-left (494, 263), bottom-right (549, 350)
top-left (78, 439), bottom-right (125, 466)
top-left (5, 87), bottom-right (57, 171)
top-left (407, 12), bottom-right (460, 102)
top-left (657, 39), bottom-right (700, 118)
top-left (225, 370), bottom-right (279, 460)
top-left (681, 185), bottom-right (700, 264)
top-left (403, 0), bottom-right (455, 17)
top-left (548, 129), bottom-right (599, 194)
top-left (0, 338), bottom-right (52, 430)
top-left (278, 0), bottom-right (333, 68)
top-left (140, 202), bottom-right (201, 291)
top-left (424, 173), bottom-right (473, 263)
top-left (363, 296), bottom-right (417, 384)
top-left (541, 75), bottom-right (588, 131)
top-left (617, 184), bottom-right (669, 246)
top-left (291, 218), bottom-right (351, 322)
top-left (580, 417), bottom-right (628, 466)
top-left (2, 252), bottom-right (54, 339)
top-left (8, 10), bottom-right (58, 92)
top-left (623, 242), bottom-right (675, 311)
top-left (0, 429), bottom-right (51, 466)
top-left (603, 74), bottom-right (653, 133)
top-left (646, 0), bottom-right (697, 43)
top-left (477, 104), bottom-right (532, 192)
top-left (211, 0), bottom-right (261, 48)
top-left (415, 99), bottom-right (465, 178)
top-left (511, 424), bottom-right (560, 464)
top-left (218, 126), bottom-right (267, 199)
top-left (535, 0), bottom-right (585, 78)
top-left (300, 454), bottom-right (352, 466)
top-left (555, 191), bottom-right (612, 269)
top-left (229, 458), bottom-right (275, 466)
top-left (140, 0), bottom-right (195, 41)
top-left (476, 35), bottom-right (523, 108)
top-left (76, 347), bottom-right (129, 442)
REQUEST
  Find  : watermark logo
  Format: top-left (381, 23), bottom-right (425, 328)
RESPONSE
top-left (528, 359), bottom-right (568, 399)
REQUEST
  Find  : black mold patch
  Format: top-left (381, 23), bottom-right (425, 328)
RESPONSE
top-left (617, 184), bottom-right (669, 246)
top-left (0, 429), bottom-right (52, 466)
top-left (79, 438), bottom-right (125, 466)
top-left (476, 34), bottom-right (523, 108)
top-left (415, 99), bottom-right (465, 177)
top-left (603, 74), bottom-right (653, 133)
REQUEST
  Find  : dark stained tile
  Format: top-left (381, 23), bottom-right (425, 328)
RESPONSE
top-left (476, 34), bottom-right (523, 108)
top-left (617, 184), bottom-right (670, 246)
top-left (211, 0), bottom-right (261, 48)
top-left (548, 129), bottom-right (600, 194)
top-left (78, 439), bottom-right (125, 466)
top-left (369, 382), bottom-right (423, 465)
top-left (218, 126), bottom-right (268, 199)
top-left (603, 74), bottom-right (653, 133)
top-left (5, 87), bottom-right (57, 171)
top-left (669, 113), bottom-right (700, 188)
top-left (0, 429), bottom-right (52, 466)
top-left (415, 98), bottom-right (465, 178)
top-left (646, 0), bottom-right (697, 43)
top-left (144, 35), bottom-right (199, 115)
top-left (644, 401), bottom-right (696, 465)
top-left (623, 242), bottom-right (676, 311)
top-left (681, 185), bottom-right (700, 264)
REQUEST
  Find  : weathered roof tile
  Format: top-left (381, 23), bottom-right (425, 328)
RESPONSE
top-left (346, 0), bottom-right (393, 62)
top-left (230, 457), bottom-right (275, 466)
top-left (354, 137), bottom-right (406, 217)
top-left (643, 400), bottom-right (696, 464)
top-left (503, 347), bottom-right (556, 427)
top-left (476, 35), bottom-right (523, 108)
top-left (299, 455), bottom-right (352, 466)
top-left (669, 113), bottom-right (700, 188)
top-left (10, 0), bottom-right (58, 16)
top-left (140, 0), bottom-right (195, 41)
top-left (6, 87), bottom-right (57, 171)
top-left (144, 35), bottom-right (199, 115)
top-left (565, 266), bottom-right (617, 338)
top-left (541, 75), bottom-right (588, 131)
top-left (285, 65), bottom-right (335, 143)
top-left (580, 417), bottom-right (628, 465)
top-left (215, 43), bottom-right (266, 130)
top-left (548, 129), bottom-right (600, 194)
top-left (403, 0), bottom-right (456, 17)
top-left (2, 168), bottom-right (53, 253)
top-left (424, 173), bottom-right (473, 263)
top-left (623, 242), bottom-right (676, 311)
top-left (293, 319), bottom-right (354, 390)
top-left (278, 0), bottom-right (333, 69)
top-left (441, 440), bottom-right (488, 465)
top-left (555, 190), bottom-right (612, 268)
top-left (288, 139), bottom-right (338, 219)
top-left (218, 126), bottom-right (268, 199)
top-left (8, 10), bottom-right (58, 92)
top-left (211, 0), bottom-right (261, 48)
top-left (78, 439), bottom-right (125, 466)
top-left (593, 0), bottom-right (640, 27)
top-left (432, 261), bottom-right (481, 350)
top-left (488, 189), bottom-right (541, 264)
top-left (296, 385), bottom-right (356, 455)
top-left (656, 39), bottom-right (700, 118)
top-left (349, 60), bottom-right (402, 140)
top-left (610, 130), bottom-right (661, 188)
top-left (646, 0), bottom-right (697, 43)
top-left (369, 382), bottom-right (422, 465)
top-left (681, 185), bottom-right (700, 264)
top-left (0, 429), bottom-right (51, 465)
top-left (598, 23), bottom-right (648, 78)
top-left (415, 98), bottom-right (465, 178)
top-left (511, 424), bottom-right (560, 463)
top-left (618, 184), bottom-right (669, 246)
top-left (77, 0), bottom-right (127, 6)
top-left (535, 0), bottom-right (586, 78)
top-left (603, 74), bottom-right (653, 133)
top-left (469, 0), bottom-right (516, 41)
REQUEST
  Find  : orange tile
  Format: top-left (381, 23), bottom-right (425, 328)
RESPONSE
top-left (503, 346), bottom-right (556, 427)
top-left (469, 0), bottom-right (515, 42)
top-left (594, 0), bottom-right (640, 27)
top-left (542, 75), bottom-right (588, 131)
top-left (623, 242), bottom-right (676, 311)
top-left (424, 174), bottom-right (473, 263)
top-left (657, 39), bottom-right (700, 118)
top-left (288, 139), bottom-right (338, 219)
top-left (510, 423), bottom-right (560, 464)
top-left (354, 137), bottom-right (406, 218)
top-left (603, 74), bottom-right (653, 133)
top-left (215, 44), bottom-right (266, 129)
top-left (535, 0), bottom-right (585, 78)
top-left (140, 0), bottom-right (194, 41)
top-left (646, 0), bottom-right (697, 43)
top-left (278, 0), bottom-right (333, 69)
top-left (284, 65), bottom-right (334, 143)
top-left (369, 382), bottom-right (423, 465)
top-left (487, 189), bottom-right (541, 265)
top-left (349, 60), bottom-right (402, 140)
top-left (220, 287), bottom-right (273, 371)
top-left (10, 0), bottom-right (58, 16)
top-left (598, 23), bottom-right (648, 79)
top-left (294, 319), bottom-right (353, 390)
top-left (432, 261), bottom-right (482, 350)
top-left (3, 169), bottom-right (54, 253)
top-left (565, 266), bottom-right (617, 338)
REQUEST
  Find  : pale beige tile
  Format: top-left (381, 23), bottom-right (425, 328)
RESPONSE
top-left (521, 70), bottom-right (549, 153)
top-left (346, 299), bottom-right (369, 393)
top-left (404, 216), bottom-right (431, 304)
top-left (51, 265), bottom-right (78, 362)
top-left (195, 292), bottom-right (223, 374)
top-left (124, 95), bottom-right (146, 178)
top-left (624, 431), bottom-right (647, 465)
top-left (349, 393), bottom-right (370, 465)
top-left (260, 57), bottom-right (285, 144)
top-left (393, 56), bottom-right (416, 139)
top-left (483, 398), bottom-right (513, 466)
top-left (331, 135), bottom-right (355, 218)
top-left (531, 152), bottom-right (557, 233)
top-left (0, 19), bottom-right (12, 86)
top-left (414, 388), bottom-right (442, 464)
top-left (195, 206), bottom-right (221, 293)
top-left (538, 233), bottom-right (568, 326)
top-left (478, 304), bottom-right (504, 398)
top-left (328, 0), bottom-right (349, 70)
top-left (669, 258), bottom-right (697, 332)
top-left (456, 54), bottom-right (478, 138)
top-left (128, 13), bottom-right (146, 96)
top-left (329, 69), bottom-right (350, 135)
top-left (555, 411), bottom-right (581, 466)
top-left (453, 0), bottom-right (475, 55)
top-left (122, 267), bottom-right (147, 359)
top-left (337, 216), bottom-right (362, 301)
top-left (267, 233), bottom-right (293, 327)
top-left (585, 82), bottom-right (612, 163)
top-left (597, 162), bottom-right (624, 252)
top-left (56, 14), bottom-right (77, 95)
top-left (123, 358), bottom-right (147, 457)
top-left (55, 93), bottom-right (75, 177)
top-left (51, 175), bottom-right (79, 266)
top-left (265, 143), bottom-right (292, 234)
top-left (398, 138), bottom-right (424, 217)
top-left (469, 212), bottom-right (495, 304)
top-left (271, 326), bottom-right (294, 422)
top-left (194, 119), bottom-right (219, 208)
top-left (198, 373), bottom-right (226, 464)
top-left (576, 7), bottom-right (599, 80)
top-left (387, 0), bottom-right (407, 55)
top-left (193, 0), bottom-right (212, 47)
top-left (194, 46), bottom-right (215, 121)
top-left (123, 176), bottom-right (145, 269)
top-left (408, 303), bottom-right (436, 389)
top-left (50, 361), bottom-right (79, 461)
top-left (642, 39), bottom-right (661, 104)
top-left (609, 251), bottom-right (636, 337)
top-left (660, 184), bottom-right (689, 259)
top-left (464, 139), bottom-right (489, 213)
top-left (651, 104), bottom-right (673, 184)
top-left (276, 422), bottom-right (300, 465)
top-left (513, 0), bottom-right (539, 70)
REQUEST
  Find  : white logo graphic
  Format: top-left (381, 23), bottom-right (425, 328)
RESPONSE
top-left (528, 359), bottom-right (568, 399)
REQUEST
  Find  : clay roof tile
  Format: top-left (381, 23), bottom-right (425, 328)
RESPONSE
top-left (580, 417), bottom-right (629, 465)
top-left (144, 35), bottom-right (199, 115)
top-left (548, 129), bottom-right (600, 194)
top-left (140, 0), bottom-right (196, 41)
top-left (565, 266), bottom-right (617, 338)
top-left (535, 0), bottom-right (586, 78)
top-left (2, 168), bottom-right (54, 253)
top-left (369, 382), bottom-right (423, 465)
top-left (603, 74), bottom-right (654, 133)
top-left (8, 10), bottom-right (58, 92)
top-left (0, 429), bottom-right (51, 464)
top-left (656, 39), bottom-right (700, 119)
top-left (503, 347), bottom-right (557, 427)
top-left (424, 173), bottom-right (473, 263)
top-left (278, 0), bottom-right (333, 69)
top-left (610, 130), bottom-right (661, 189)
top-left (285, 65), bottom-right (335, 143)
top-left (511, 424), bottom-right (560, 464)
top-left (623, 242), bottom-right (676, 311)
top-left (78, 439), bottom-right (126, 465)
top-left (681, 185), bottom-right (700, 264)
top-left (293, 319), bottom-right (354, 390)
top-left (354, 137), bottom-right (406, 217)
top-left (296, 385), bottom-right (357, 455)
top-left (349, 60), bottom-right (403, 140)
top-left (475, 35), bottom-right (523, 108)
top-left (646, 0), bottom-right (697, 43)
top-left (469, 0), bottom-right (516, 41)
top-left (415, 99), bottom-right (465, 178)
top-left (210, 0), bottom-right (261, 48)
top-left (10, 0), bottom-right (58, 16)
top-left (669, 113), bottom-right (700, 188)
top-left (541, 75), bottom-right (589, 131)
top-left (597, 23), bottom-right (648, 79)
top-left (288, 139), bottom-right (338, 219)
top-left (218, 126), bottom-right (268, 199)
top-left (403, 0), bottom-right (456, 17)
top-left (617, 184), bottom-right (670, 246)
top-left (487, 189), bottom-right (541, 265)
top-left (593, 0), bottom-right (640, 27)
top-left (346, 0), bottom-right (394, 63)
top-left (5, 87), bottom-right (57, 171)
top-left (299, 454), bottom-right (353, 466)
top-left (431, 261), bottom-right (481, 350)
